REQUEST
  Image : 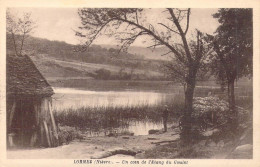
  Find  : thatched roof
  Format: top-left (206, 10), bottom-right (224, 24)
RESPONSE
top-left (7, 55), bottom-right (54, 96)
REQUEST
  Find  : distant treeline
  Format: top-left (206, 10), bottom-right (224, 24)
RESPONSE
top-left (6, 34), bottom-right (166, 74)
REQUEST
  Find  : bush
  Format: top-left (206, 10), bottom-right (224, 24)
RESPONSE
top-left (192, 96), bottom-right (229, 128)
top-left (188, 96), bottom-right (250, 133)
top-left (94, 68), bottom-right (111, 80)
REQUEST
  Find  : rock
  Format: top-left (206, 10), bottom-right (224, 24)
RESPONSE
top-left (230, 144), bottom-right (253, 159)
top-left (91, 148), bottom-right (137, 159)
top-left (122, 136), bottom-right (129, 139)
top-left (234, 144), bottom-right (253, 152)
top-left (147, 137), bottom-right (158, 140)
top-left (148, 129), bottom-right (159, 134)
top-left (217, 140), bottom-right (225, 148)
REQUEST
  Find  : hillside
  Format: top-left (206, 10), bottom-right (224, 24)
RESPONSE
top-left (100, 45), bottom-right (171, 60)
top-left (6, 34), bottom-right (167, 82)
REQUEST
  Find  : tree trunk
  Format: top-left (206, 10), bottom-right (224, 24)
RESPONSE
top-left (20, 33), bottom-right (26, 55)
top-left (180, 76), bottom-right (196, 145)
top-left (11, 32), bottom-right (18, 56)
top-left (227, 78), bottom-right (238, 132)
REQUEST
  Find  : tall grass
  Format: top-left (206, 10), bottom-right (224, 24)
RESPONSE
top-left (53, 81), bottom-right (252, 133)
top-left (53, 97), bottom-right (185, 131)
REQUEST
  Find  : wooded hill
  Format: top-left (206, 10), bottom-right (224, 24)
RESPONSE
top-left (6, 34), bottom-right (168, 81)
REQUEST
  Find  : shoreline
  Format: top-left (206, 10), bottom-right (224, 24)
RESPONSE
top-left (7, 127), bottom-right (180, 159)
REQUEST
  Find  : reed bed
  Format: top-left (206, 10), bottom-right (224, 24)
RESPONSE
top-left (53, 97), bottom-right (185, 131)
top-left (53, 83), bottom-right (252, 132)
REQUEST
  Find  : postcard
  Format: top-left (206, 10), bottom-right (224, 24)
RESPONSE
top-left (0, 0), bottom-right (259, 166)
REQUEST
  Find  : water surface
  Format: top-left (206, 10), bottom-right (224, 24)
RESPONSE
top-left (52, 87), bottom-right (171, 111)
top-left (52, 87), bottom-right (177, 135)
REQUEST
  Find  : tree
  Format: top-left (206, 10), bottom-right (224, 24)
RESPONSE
top-left (210, 9), bottom-right (253, 131)
top-left (6, 9), bottom-right (36, 56)
top-left (164, 34), bottom-right (212, 92)
top-left (76, 8), bottom-right (212, 144)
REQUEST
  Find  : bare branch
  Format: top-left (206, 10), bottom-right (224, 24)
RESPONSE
top-left (84, 18), bottom-right (116, 48)
top-left (147, 43), bottom-right (163, 49)
top-left (184, 9), bottom-right (190, 35)
top-left (114, 17), bottom-right (182, 59)
top-left (161, 51), bottom-right (173, 57)
top-left (167, 8), bottom-right (192, 62)
top-left (6, 10), bottom-right (36, 55)
top-left (135, 10), bottom-right (139, 24)
top-left (158, 23), bottom-right (180, 35)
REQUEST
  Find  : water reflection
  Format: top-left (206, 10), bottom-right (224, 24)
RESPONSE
top-left (82, 121), bottom-right (173, 136)
top-left (52, 87), bottom-right (167, 111)
top-left (52, 87), bottom-right (177, 136)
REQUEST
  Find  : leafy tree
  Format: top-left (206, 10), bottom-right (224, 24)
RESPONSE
top-left (210, 9), bottom-right (253, 131)
top-left (6, 9), bottom-right (36, 56)
top-left (76, 8), bottom-right (212, 144)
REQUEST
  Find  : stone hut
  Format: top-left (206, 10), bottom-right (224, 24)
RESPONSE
top-left (6, 54), bottom-right (58, 148)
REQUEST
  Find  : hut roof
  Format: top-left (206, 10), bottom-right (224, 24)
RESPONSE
top-left (7, 55), bottom-right (54, 96)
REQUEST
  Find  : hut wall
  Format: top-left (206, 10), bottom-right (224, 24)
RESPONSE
top-left (6, 97), bottom-right (16, 132)
top-left (35, 97), bottom-right (58, 147)
top-left (7, 96), bottom-right (58, 148)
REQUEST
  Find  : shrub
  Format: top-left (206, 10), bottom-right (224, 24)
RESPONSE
top-left (192, 96), bottom-right (229, 128)
top-left (94, 68), bottom-right (111, 80)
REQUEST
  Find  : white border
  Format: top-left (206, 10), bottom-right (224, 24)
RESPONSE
top-left (0, 0), bottom-right (259, 167)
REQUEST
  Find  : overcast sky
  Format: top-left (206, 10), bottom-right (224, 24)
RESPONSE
top-left (9, 8), bottom-right (219, 46)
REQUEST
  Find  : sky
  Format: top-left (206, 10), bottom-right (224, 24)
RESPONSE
top-left (9, 8), bottom-right (220, 46)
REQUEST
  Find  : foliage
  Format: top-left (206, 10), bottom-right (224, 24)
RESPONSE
top-left (93, 68), bottom-right (111, 80)
top-left (186, 96), bottom-right (251, 132)
top-left (213, 9), bottom-right (252, 77)
top-left (192, 97), bottom-right (229, 128)
top-left (210, 8), bottom-right (253, 82)
top-left (209, 8), bottom-right (253, 131)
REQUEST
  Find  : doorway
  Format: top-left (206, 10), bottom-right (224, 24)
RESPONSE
top-left (10, 97), bottom-right (37, 148)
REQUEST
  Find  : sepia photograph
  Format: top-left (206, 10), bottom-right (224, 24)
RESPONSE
top-left (0, 1), bottom-right (259, 166)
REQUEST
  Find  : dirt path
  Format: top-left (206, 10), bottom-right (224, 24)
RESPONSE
top-left (7, 128), bottom-right (180, 159)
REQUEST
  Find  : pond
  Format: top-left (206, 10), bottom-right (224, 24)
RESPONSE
top-left (52, 87), bottom-right (171, 111)
top-left (52, 87), bottom-right (180, 136)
